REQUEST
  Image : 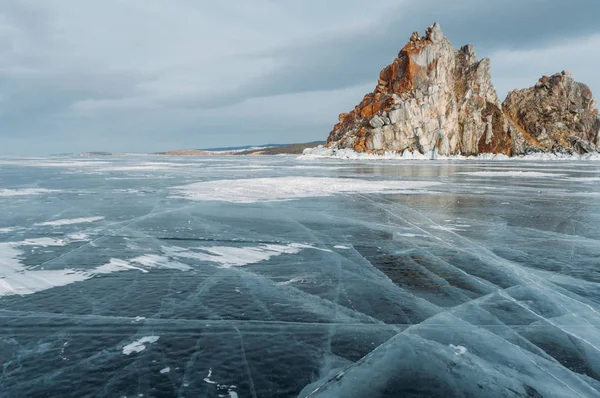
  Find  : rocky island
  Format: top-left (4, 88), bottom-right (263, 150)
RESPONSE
top-left (316, 23), bottom-right (599, 157)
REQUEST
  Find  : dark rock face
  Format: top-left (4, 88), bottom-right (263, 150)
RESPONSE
top-left (503, 71), bottom-right (599, 154)
top-left (325, 24), bottom-right (599, 156)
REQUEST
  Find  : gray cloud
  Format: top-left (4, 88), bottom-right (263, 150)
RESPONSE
top-left (1, 0), bottom-right (599, 155)
top-left (177, 0), bottom-right (600, 108)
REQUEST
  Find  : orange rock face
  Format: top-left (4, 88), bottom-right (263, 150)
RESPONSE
top-left (325, 23), bottom-right (599, 156)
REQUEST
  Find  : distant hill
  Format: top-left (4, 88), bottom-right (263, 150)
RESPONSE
top-left (234, 142), bottom-right (324, 155)
top-left (80, 151), bottom-right (113, 156)
top-left (77, 142), bottom-right (325, 157)
top-left (200, 142), bottom-right (324, 153)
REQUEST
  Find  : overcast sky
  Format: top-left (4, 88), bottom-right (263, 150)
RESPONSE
top-left (1, 0), bottom-right (599, 155)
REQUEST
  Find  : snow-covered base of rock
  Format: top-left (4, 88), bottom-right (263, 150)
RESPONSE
top-left (301, 145), bottom-right (600, 161)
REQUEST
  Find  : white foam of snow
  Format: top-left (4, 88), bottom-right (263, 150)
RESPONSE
top-left (0, 188), bottom-right (57, 197)
top-left (171, 177), bottom-right (440, 203)
top-left (122, 336), bottom-right (160, 355)
top-left (36, 216), bottom-right (104, 226)
top-left (460, 171), bottom-right (566, 177)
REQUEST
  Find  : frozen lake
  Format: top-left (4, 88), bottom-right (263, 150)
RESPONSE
top-left (1, 155), bottom-right (600, 397)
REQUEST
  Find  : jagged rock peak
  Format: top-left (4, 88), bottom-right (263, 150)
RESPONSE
top-left (408, 22), bottom-right (445, 43)
top-left (324, 23), bottom-right (599, 157)
top-left (326, 23), bottom-right (513, 156)
top-left (503, 70), bottom-right (600, 154)
top-left (426, 22), bottom-right (445, 42)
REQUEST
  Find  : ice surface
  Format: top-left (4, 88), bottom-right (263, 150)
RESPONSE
top-left (1, 155), bottom-right (600, 397)
top-left (172, 177), bottom-right (440, 203)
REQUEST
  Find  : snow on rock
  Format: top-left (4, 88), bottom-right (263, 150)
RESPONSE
top-left (301, 146), bottom-right (600, 161)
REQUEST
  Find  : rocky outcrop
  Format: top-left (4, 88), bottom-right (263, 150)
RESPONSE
top-left (325, 23), bottom-right (599, 156)
top-left (503, 71), bottom-right (600, 154)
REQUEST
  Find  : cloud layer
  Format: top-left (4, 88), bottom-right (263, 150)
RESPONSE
top-left (0, 0), bottom-right (598, 155)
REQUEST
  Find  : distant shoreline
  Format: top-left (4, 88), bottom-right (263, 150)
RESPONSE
top-left (78, 141), bottom-right (324, 157)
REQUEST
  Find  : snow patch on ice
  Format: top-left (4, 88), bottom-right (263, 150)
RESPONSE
top-left (449, 344), bottom-right (467, 356)
top-left (397, 233), bottom-right (426, 238)
top-left (160, 367), bottom-right (170, 374)
top-left (204, 368), bottom-right (217, 384)
top-left (67, 233), bottom-right (89, 240)
top-left (171, 177), bottom-right (440, 203)
top-left (276, 276), bottom-right (313, 286)
top-left (130, 255), bottom-right (191, 271)
top-left (460, 171), bottom-right (566, 178)
top-left (19, 237), bottom-right (67, 247)
top-left (334, 245), bottom-right (351, 250)
top-left (36, 216), bottom-right (104, 226)
top-left (163, 243), bottom-right (319, 268)
top-left (0, 188), bottom-right (57, 197)
top-left (122, 336), bottom-right (160, 355)
top-left (95, 256), bottom-right (191, 274)
top-left (95, 258), bottom-right (149, 274)
top-left (0, 238), bottom-right (85, 297)
top-left (0, 227), bottom-right (17, 233)
top-left (0, 237), bottom-right (193, 297)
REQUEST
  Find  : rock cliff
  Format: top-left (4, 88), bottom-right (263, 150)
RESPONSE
top-left (503, 71), bottom-right (600, 154)
top-left (325, 23), bottom-right (599, 156)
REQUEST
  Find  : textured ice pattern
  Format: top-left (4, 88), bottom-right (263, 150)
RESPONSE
top-left (1, 155), bottom-right (600, 397)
